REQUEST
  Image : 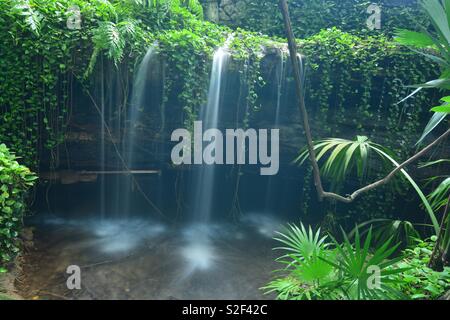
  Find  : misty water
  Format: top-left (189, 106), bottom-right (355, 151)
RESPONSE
top-left (22, 213), bottom-right (283, 299)
top-left (20, 44), bottom-right (301, 300)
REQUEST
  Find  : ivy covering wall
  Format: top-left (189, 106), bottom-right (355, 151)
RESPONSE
top-left (295, 28), bottom-right (439, 223)
top-left (200, 0), bottom-right (427, 38)
top-left (0, 0), bottom-right (275, 169)
top-left (0, 0), bottom-right (441, 225)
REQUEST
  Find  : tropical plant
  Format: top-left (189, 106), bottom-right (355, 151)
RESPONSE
top-left (9, 0), bottom-right (43, 36)
top-left (273, 223), bottom-right (329, 261)
top-left (391, 237), bottom-right (450, 299)
top-left (86, 19), bottom-right (143, 77)
top-left (264, 223), bottom-right (338, 300)
top-left (350, 219), bottom-right (420, 249)
top-left (264, 223), bottom-right (405, 300)
top-left (0, 144), bottom-right (37, 267)
top-left (295, 136), bottom-right (440, 234)
top-left (132, 0), bottom-right (203, 18)
top-left (395, 0), bottom-right (450, 144)
top-left (325, 228), bottom-right (406, 300)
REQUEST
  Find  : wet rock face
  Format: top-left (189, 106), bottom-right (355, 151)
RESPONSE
top-left (202, 0), bottom-right (247, 23)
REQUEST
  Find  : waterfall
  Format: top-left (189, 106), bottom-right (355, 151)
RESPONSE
top-left (264, 51), bottom-right (305, 213)
top-left (265, 51), bottom-right (286, 212)
top-left (100, 59), bottom-right (106, 219)
top-left (275, 51), bottom-right (287, 124)
top-left (127, 47), bottom-right (156, 168)
top-left (181, 46), bottom-right (230, 272)
top-left (121, 47), bottom-right (158, 215)
top-left (297, 53), bottom-right (306, 89)
top-left (191, 47), bottom-right (230, 223)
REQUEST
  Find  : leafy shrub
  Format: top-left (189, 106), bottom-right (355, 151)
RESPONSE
top-left (203, 0), bottom-right (428, 38)
top-left (263, 223), bottom-right (405, 300)
top-left (0, 144), bottom-right (37, 268)
top-left (391, 237), bottom-right (450, 300)
top-left (264, 223), bottom-right (450, 300)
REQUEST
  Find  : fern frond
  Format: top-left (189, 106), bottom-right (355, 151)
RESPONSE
top-left (11, 0), bottom-right (43, 36)
top-left (92, 21), bottom-right (125, 64)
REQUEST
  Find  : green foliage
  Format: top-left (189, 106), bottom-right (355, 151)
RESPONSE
top-left (132, 0), bottom-right (204, 19)
top-left (273, 223), bottom-right (329, 261)
top-left (395, 0), bottom-right (450, 144)
top-left (351, 219), bottom-right (420, 249)
top-left (10, 0), bottom-right (43, 36)
top-left (295, 28), bottom-right (439, 221)
top-left (295, 136), bottom-right (439, 233)
top-left (295, 136), bottom-right (390, 185)
top-left (326, 228), bottom-right (405, 300)
top-left (428, 178), bottom-right (450, 211)
top-left (0, 0), bottom-right (272, 167)
top-left (420, 157), bottom-right (450, 268)
top-left (265, 223), bottom-right (450, 300)
top-left (206, 0), bottom-right (427, 39)
top-left (0, 144), bottom-right (37, 267)
top-left (391, 237), bottom-right (450, 299)
top-left (264, 223), bottom-right (405, 300)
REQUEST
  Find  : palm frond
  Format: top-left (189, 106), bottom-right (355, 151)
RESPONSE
top-left (394, 29), bottom-right (435, 48)
top-left (417, 112), bottom-right (448, 146)
top-left (325, 228), bottom-right (406, 300)
top-left (295, 136), bottom-right (439, 234)
top-left (295, 136), bottom-right (387, 185)
top-left (274, 222), bottom-right (328, 262)
top-left (428, 177), bottom-right (450, 211)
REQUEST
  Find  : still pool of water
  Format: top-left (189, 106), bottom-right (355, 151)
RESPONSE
top-left (19, 214), bottom-right (283, 300)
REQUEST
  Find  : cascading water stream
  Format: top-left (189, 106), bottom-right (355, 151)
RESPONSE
top-left (100, 59), bottom-right (106, 219)
top-left (265, 51), bottom-right (286, 212)
top-left (275, 51), bottom-right (287, 124)
top-left (191, 47), bottom-right (230, 223)
top-left (264, 51), bottom-right (306, 213)
top-left (121, 46), bottom-right (158, 216)
top-left (127, 47), bottom-right (157, 171)
top-left (182, 46), bottom-right (230, 272)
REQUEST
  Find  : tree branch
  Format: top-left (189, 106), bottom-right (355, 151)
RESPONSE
top-left (278, 0), bottom-right (450, 204)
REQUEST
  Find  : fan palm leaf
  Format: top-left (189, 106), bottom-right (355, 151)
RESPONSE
top-left (295, 136), bottom-right (440, 234)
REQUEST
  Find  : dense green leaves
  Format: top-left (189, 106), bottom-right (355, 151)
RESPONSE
top-left (210, 0), bottom-right (427, 39)
top-left (0, 144), bottom-right (36, 267)
top-left (428, 178), bottom-right (450, 211)
top-left (264, 223), bottom-right (406, 300)
top-left (265, 223), bottom-right (449, 300)
top-left (295, 136), bottom-right (440, 234)
top-left (394, 0), bottom-right (450, 144)
top-left (0, 0), bottom-right (272, 167)
top-left (392, 237), bottom-right (450, 299)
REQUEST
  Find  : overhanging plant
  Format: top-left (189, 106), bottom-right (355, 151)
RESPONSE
top-left (278, 0), bottom-right (450, 269)
top-left (263, 223), bottom-right (406, 300)
top-left (294, 136), bottom-right (439, 234)
top-left (0, 144), bottom-right (37, 268)
top-left (394, 0), bottom-right (450, 144)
